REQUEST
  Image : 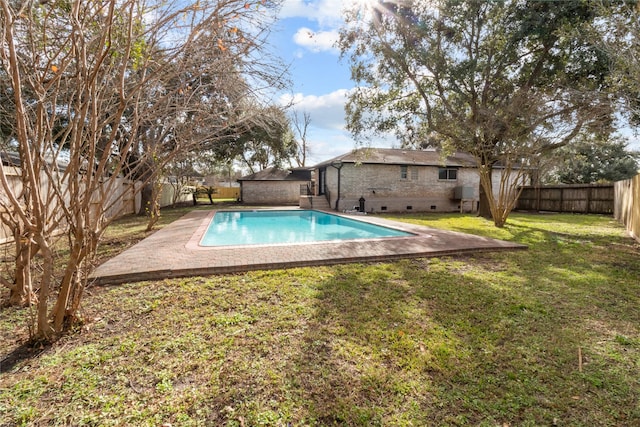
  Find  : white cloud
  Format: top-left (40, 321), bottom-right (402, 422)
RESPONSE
top-left (307, 131), bottom-right (357, 163)
top-left (279, 0), bottom-right (347, 27)
top-left (292, 27), bottom-right (339, 53)
top-left (280, 89), bottom-right (352, 131)
top-left (279, 0), bottom-right (347, 53)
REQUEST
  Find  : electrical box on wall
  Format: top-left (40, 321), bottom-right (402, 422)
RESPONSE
top-left (453, 186), bottom-right (474, 200)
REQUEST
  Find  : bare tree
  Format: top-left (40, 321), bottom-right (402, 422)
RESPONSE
top-left (0, 0), bottom-right (287, 340)
top-left (291, 109), bottom-right (311, 167)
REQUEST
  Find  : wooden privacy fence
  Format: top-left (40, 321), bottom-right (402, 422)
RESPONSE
top-left (614, 174), bottom-right (640, 242)
top-left (516, 184), bottom-right (614, 214)
top-left (212, 186), bottom-right (240, 199)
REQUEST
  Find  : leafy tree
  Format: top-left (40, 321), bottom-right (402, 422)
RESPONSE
top-left (195, 157), bottom-right (243, 187)
top-left (214, 105), bottom-right (295, 173)
top-left (546, 135), bottom-right (639, 184)
top-left (339, 0), bottom-right (620, 226)
top-left (596, 2), bottom-right (640, 125)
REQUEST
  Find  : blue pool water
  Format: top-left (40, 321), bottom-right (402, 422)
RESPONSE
top-left (200, 210), bottom-right (412, 246)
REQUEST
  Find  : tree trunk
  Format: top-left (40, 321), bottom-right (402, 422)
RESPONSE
top-left (7, 232), bottom-right (35, 306)
top-left (144, 180), bottom-right (162, 231)
top-left (52, 241), bottom-right (82, 333)
top-left (51, 224), bottom-right (99, 334)
top-left (139, 182), bottom-right (154, 216)
top-left (477, 172), bottom-right (493, 220)
top-left (145, 200), bottom-right (161, 231)
top-left (9, 243), bottom-right (34, 306)
top-left (477, 159), bottom-right (509, 227)
top-left (493, 212), bottom-right (507, 228)
top-left (34, 236), bottom-right (54, 341)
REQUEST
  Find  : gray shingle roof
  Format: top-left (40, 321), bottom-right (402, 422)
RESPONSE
top-left (238, 166), bottom-right (312, 181)
top-left (313, 148), bottom-right (477, 168)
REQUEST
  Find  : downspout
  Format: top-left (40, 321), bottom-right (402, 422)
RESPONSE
top-left (330, 160), bottom-right (343, 211)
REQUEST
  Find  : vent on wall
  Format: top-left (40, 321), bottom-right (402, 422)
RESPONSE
top-left (430, 205), bottom-right (437, 210)
top-left (381, 206), bottom-right (387, 211)
top-left (406, 206), bottom-right (412, 210)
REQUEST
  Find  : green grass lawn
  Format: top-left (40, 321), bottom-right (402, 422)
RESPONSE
top-left (1, 211), bottom-right (639, 426)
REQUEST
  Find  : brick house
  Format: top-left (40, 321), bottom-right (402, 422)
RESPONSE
top-left (305, 148), bottom-right (528, 213)
top-left (238, 167), bottom-right (313, 205)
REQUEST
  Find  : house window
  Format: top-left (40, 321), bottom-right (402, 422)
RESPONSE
top-left (438, 168), bottom-right (457, 180)
top-left (401, 166), bottom-right (418, 180)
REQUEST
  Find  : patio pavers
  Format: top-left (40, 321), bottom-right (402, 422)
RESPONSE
top-left (90, 209), bottom-right (527, 285)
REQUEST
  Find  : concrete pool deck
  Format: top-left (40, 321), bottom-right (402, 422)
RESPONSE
top-left (90, 209), bottom-right (527, 285)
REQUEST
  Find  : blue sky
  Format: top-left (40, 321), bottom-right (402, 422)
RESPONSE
top-left (272, 0), bottom-right (379, 165)
top-left (270, 0), bottom-right (639, 166)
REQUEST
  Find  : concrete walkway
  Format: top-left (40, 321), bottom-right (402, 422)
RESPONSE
top-left (90, 209), bottom-right (527, 285)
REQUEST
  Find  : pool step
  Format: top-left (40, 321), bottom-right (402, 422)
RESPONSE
top-left (301, 196), bottom-right (331, 210)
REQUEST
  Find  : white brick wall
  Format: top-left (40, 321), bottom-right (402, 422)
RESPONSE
top-left (324, 163), bottom-right (527, 213)
top-left (324, 163), bottom-right (478, 213)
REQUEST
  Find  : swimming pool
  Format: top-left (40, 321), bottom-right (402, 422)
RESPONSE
top-left (199, 210), bottom-right (413, 246)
